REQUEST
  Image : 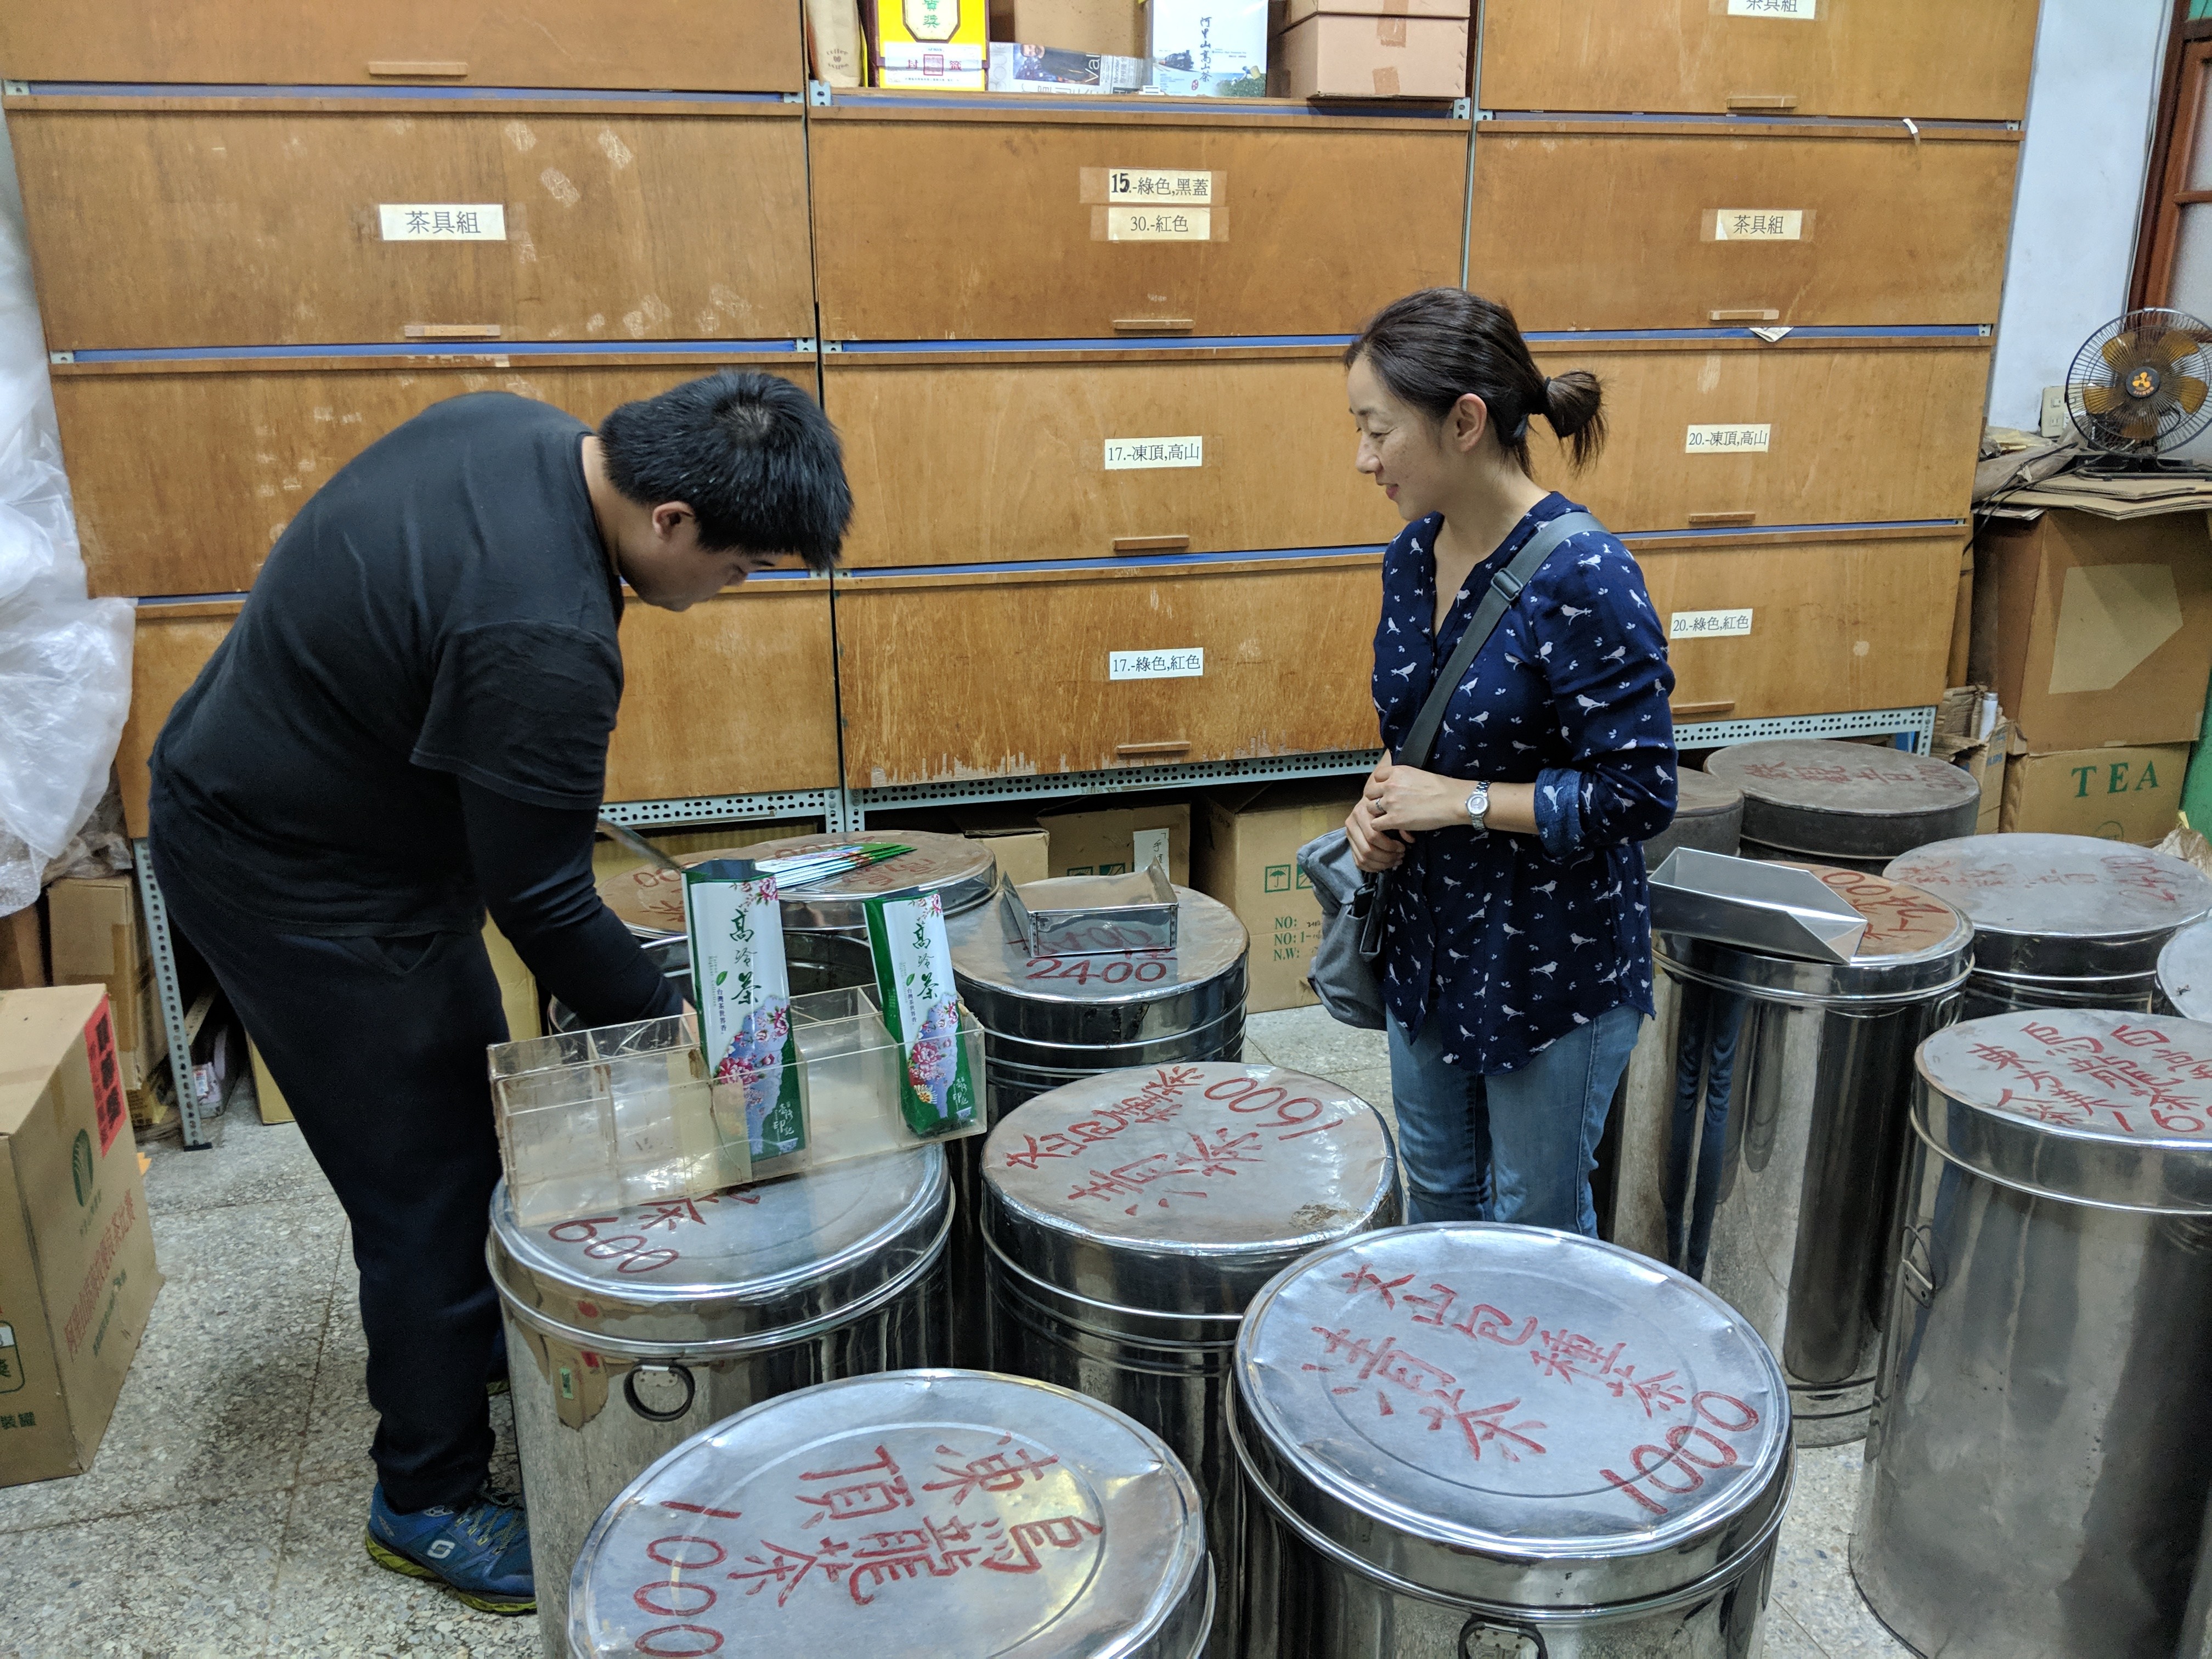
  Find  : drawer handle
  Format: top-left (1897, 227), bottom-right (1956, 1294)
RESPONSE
top-left (1117, 740), bottom-right (1193, 757)
top-left (369, 60), bottom-right (470, 77)
top-left (1686, 511), bottom-right (1757, 528)
top-left (404, 323), bottom-right (503, 340)
top-left (1709, 308), bottom-right (1781, 324)
top-left (1113, 535), bottom-right (1190, 554)
top-left (1671, 701), bottom-right (1737, 718)
top-left (1725, 93), bottom-right (1797, 111)
top-left (1113, 317), bottom-right (1195, 333)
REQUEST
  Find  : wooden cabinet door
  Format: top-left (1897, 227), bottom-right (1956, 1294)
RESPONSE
top-left (606, 579), bottom-right (840, 799)
top-left (1478, 0), bottom-right (2040, 121)
top-left (1630, 528), bottom-right (1960, 723)
top-left (1470, 120), bottom-right (2019, 330)
top-left (810, 96), bottom-right (1468, 340)
top-left (117, 601), bottom-right (240, 839)
top-left (824, 344), bottom-right (1398, 568)
top-left (54, 348), bottom-right (816, 597)
top-left (0, 1), bottom-right (803, 92)
top-left (9, 92), bottom-right (811, 349)
top-left (1525, 334), bottom-right (1988, 532)
top-left (832, 557), bottom-right (1382, 787)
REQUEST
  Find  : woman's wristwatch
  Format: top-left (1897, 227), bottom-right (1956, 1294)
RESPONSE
top-left (1464, 781), bottom-right (1490, 834)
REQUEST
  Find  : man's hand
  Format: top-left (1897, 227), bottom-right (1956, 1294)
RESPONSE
top-left (1366, 753), bottom-right (1476, 839)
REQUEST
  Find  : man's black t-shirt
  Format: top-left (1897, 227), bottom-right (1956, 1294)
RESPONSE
top-left (154, 392), bottom-right (628, 935)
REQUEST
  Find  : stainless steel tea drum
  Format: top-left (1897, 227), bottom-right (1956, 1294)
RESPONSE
top-left (1854, 1009), bottom-right (2212, 1658)
top-left (488, 1147), bottom-right (952, 1653)
top-left (1709, 739), bottom-right (1982, 872)
top-left (942, 888), bottom-right (1250, 1367)
top-left (982, 1063), bottom-right (1398, 1659)
top-left (566, 1369), bottom-right (1214, 1658)
top-left (1233, 1224), bottom-right (1792, 1657)
top-left (2158, 917), bottom-right (2212, 1019)
top-left (1641, 766), bottom-right (1746, 868)
top-left (1613, 862), bottom-right (1972, 1444)
top-left (1886, 833), bottom-right (2212, 1018)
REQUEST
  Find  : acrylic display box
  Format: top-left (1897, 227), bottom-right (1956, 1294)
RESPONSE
top-left (487, 984), bottom-right (989, 1228)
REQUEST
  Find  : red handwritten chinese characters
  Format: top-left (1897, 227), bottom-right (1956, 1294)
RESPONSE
top-left (545, 1190), bottom-right (763, 1277)
top-left (1960, 1018), bottom-right (2212, 1136)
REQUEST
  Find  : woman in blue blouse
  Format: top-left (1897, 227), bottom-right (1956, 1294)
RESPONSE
top-left (1342, 288), bottom-right (1678, 1235)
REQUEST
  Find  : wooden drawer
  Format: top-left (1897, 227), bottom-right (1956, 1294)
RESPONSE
top-left (9, 91), bottom-right (811, 349)
top-left (1478, 0), bottom-right (2039, 121)
top-left (53, 347), bottom-right (816, 597)
top-left (117, 581), bottom-right (836, 839)
top-left (0, 2), bottom-right (802, 91)
top-left (1470, 119), bottom-right (2019, 330)
top-left (809, 94), bottom-right (1468, 340)
top-left (832, 557), bottom-right (1381, 786)
top-left (1525, 332), bottom-right (1988, 532)
top-left (824, 343), bottom-right (1398, 568)
top-left (1629, 527), bottom-right (1960, 724)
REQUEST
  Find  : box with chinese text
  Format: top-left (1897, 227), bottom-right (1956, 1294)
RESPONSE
top-left (683, 860), bottom-right (807, 1162)
top-left (864, 893), bottom-right (981, 1138)
top-left (1193, 778), bottom-right (1363, 1010)
top-left (989, 41), bottom-right (1150, 91)
top-left (878, 0), bottom-right (988, 87)
top-left (1149, 0), bottom-right (1269, 94)
top-left (0, 985), bottom-right (162, 1487)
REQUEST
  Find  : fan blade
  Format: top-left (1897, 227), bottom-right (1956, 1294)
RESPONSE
top-left (2176, 375), bottom-right (2209, 415)
top-left (2146, 329), bottom-right (2199, 369)
top-left (2102, 331), bottom-right (2143, 369)
top-left (2081, 383), bottom-right (2124, 414)
top-left (2123, 414), bottom-right (2164, 442)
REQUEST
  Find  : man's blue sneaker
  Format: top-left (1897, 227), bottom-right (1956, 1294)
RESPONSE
top-left (364, 1483), bottom-right (535, 1615)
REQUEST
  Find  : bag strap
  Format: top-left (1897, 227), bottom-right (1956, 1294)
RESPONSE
top-left (1397, 509), bottom-right (1604, 771)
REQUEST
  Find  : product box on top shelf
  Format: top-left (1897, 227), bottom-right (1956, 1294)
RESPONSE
top-left (1271, 0), bottom-right (1466, 100)
top-left (1970, 509), bottom-right (2212, 753)
top-left (877, 0), bottom-right (989, 87)
top-left (1012, 0), bottom-right (1147, 58)
top-left (988, 41), bottom-right (1149, 91)
top-left (806, 0), bottom-right (868, 85)
top-left (0, 985), bottom-right (162, 1487)
top-left (1149, 0), bottom-right (1269, 95)
top-left (2000, 744), bottom-right (2191, 845)
top-left (1192, 778), bottom-right (1364, 1012)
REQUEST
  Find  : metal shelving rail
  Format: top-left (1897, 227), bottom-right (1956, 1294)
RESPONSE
top-left (133, 702), bottom-right (1933, 1149)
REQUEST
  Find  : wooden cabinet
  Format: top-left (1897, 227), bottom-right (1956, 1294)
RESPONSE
top-left (1628, 527), bottom-right (1960, 724)
top-left (605, 578), bottom-right (841, 800)
top-left (0, 1), bottom-right (803, 92)
top-left (1470, 119), bottom-right (2019, 330)
top-left (823, 343), bottom-right (1398, 568)
top-left (115, 580), bottom-right (834, 839)
top-left (1524, 332), bottom-right (1989, 532)
top-left (1478, 0), bottom-right (2039, 121)
top-left (832, 556), bottom-right (1381, 786)
top-left (809, 94), bottom-right (1468, 340)
top-left (53, 347), bottom-right (816, 597)
top-left (8, 92), bottom-right (811, 350)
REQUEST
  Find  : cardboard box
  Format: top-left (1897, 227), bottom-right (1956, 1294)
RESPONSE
top-left (1036, 801), bottom-right (1191, 882)
top-left (248, 1035), bottom-right (291, 1126)
top-left (1273, 10), bottom-right (1466, 99)
top-left (1149, 0), bottom-right (1268, 94)
top-left (946, 806), bottom-right (1053, 889)
top-left (2000, 743), bottom-right (2192, 844)
top-left (988, 41), bottom-right (1149, 89)
top-left (1931, 686), bottom-right (2011, 836)
top-left (877, 0), bottom-right (988, 87)
top-left (46, 878), bottom-right (166, 1096)
top-left (1192, 779), bottom-right (1362, 1012)
top-left (0, 985), bottom-right (163, 1486)
top-left (0, 901), bottom-right (44, 991)
top-left (1970, 510), bottom-right (2212, 753)
top-left (1011, 0), bottom-right (1146, 58)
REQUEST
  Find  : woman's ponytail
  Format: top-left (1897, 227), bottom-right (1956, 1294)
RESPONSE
top-left (1541, 370), bottom-right (1606, 471)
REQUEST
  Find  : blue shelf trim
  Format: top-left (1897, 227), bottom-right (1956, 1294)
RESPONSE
top-left (63, 339), bottom-right (804, 363)
top-left (15, 81), bottom-right (790, 103)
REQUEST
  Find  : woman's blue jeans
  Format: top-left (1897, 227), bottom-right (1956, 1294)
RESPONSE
top-left (1385, 1003), bottom-right (1643, 1234)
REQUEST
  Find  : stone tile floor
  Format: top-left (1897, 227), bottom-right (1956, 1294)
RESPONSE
top-left (0, 1003), bottom-right (1910, 1658)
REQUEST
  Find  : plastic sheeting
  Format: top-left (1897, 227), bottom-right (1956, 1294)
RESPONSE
top-left (0, 121), bottom-right (133, 916)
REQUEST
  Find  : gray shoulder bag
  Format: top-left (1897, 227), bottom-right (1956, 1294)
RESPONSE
top-left (1296, 510), bottom-right (1602, 1029)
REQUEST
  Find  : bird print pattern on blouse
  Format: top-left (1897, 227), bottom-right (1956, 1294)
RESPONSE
top-left (1374, 494), bottom-right (1678, 1075)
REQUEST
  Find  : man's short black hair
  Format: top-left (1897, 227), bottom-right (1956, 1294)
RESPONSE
top-left (598, 370), bottom-right (851, 571)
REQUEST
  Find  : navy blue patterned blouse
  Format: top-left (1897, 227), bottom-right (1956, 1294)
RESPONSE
top-left (1374, 493), bottom-right (1678, 1074)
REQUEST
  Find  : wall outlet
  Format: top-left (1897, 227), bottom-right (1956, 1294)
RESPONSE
top-left (2040, 385), bottom-right (2069, 439)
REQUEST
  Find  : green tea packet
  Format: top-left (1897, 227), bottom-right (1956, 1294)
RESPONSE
top-left (682, 859), bottom-right (806, 1159)
top-left (862, 890), bottom-right (979, 1138)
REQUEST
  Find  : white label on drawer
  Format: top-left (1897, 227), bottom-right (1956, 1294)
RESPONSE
top-left (1108, 168), bottom-right (1214, 203)
top-left (1110, 648), bottom-right (1205, 680)
top-left (1714, 209), bottom-right (1804, 240)
top-left (379, 204), bottom-right (507, 241)
top-left (1107, 206), bottom-right (1212, 242)
top-left (1685, 423), bottom-right (1772, 454)
top-left (1726, 0), bottom-right (1815, 18)
top-left (1670, 609), bottom-right (1753, 639)
top-left (1104, 436), bottom-right (1205, 470)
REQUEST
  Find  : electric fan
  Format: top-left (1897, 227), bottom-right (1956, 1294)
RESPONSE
top-left (2063, 308), bottom-right (2212, 463)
